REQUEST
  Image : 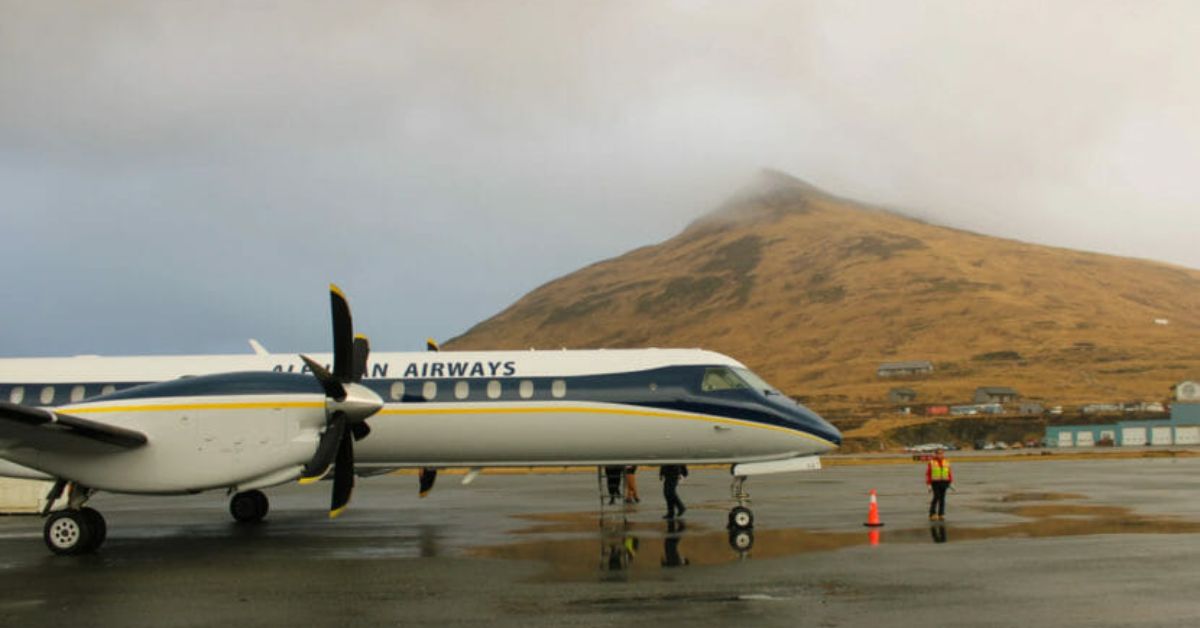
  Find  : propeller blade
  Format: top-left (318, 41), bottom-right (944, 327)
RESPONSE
top-left (352, 335), bottom-right (370, 383)
top-left (330, 284), bottom-right (354, 381)
top-left (330, 428), bottom-right (355, 518)
top-left (299, 413), bottom-right (347, 484)
top-left (301, 355), bottom-right (346, 400)
top-left (350, 421), bottom-right (371, 441)
top-left (426, 338), bottom-right (440, 352)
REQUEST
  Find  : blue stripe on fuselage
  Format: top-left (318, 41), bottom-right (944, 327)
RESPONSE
top-left (0, 366), bottom-right (841, 446)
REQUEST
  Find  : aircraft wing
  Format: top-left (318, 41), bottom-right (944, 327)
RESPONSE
top-left (0, 401), bottom-right (148, 452)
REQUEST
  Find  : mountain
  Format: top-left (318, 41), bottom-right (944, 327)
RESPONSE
top-left (446, 170), bottom-right (1200, 418)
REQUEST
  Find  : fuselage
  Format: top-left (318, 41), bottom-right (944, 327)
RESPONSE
top-left (0, 348), bottom-right (841, 493)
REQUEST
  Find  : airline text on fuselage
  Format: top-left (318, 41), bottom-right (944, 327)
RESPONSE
top-left (271, 361), bottom-right (518, 379)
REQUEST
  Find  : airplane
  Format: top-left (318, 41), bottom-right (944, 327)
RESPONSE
top-left (0, 286), bottom-right (842, 555)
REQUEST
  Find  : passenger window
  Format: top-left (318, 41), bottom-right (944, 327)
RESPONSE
top-left (519, 380), bottom-right (534, 399)
top-left (551, 379), bottom-right (566, 399)
top-left (454, 381), bottom-right (469, 400)
top-left (422, 381), bottom-right (437, 401)
top-left (390, 381), bottom-right (405, 401)
top-left (487, 380), bottom-right (502, 399)
top-left (9, 386), bottom-right (23, 404)
top-left (40, 386), bottom-right (56, 405)
top-left (101, 384), bottom-right (116, 395)
top-left (70, 385), bottom-right (86, 402)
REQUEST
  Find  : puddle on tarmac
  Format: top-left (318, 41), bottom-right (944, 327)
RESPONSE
top-left (998, 492), bottom-right (1085, 502)
top-left (470, 500), bottom-right (1200, 581)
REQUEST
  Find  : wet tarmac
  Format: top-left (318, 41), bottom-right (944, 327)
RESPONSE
top-left (2, 456), bottom-right (1200, 627)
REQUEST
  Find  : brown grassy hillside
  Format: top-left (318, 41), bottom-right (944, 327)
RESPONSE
top-left (446, 170), bottom-right (1200, 416)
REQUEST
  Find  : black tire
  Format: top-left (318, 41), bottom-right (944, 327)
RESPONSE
top-left (80, 507), bottom-right (107, 551)
top-left (251, 490), bottom-right (269, 519)
top-left (729, 528), bottom-right (754, 552)
top-left (728, 506), bottom-right (754, 529)
top-left (230, 490), bottom-right (269, 523)
top-left (44, 511), bottom-right (95, 556)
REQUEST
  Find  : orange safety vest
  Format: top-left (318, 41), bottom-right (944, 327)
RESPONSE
top-left (929, 459), bottom-right (951, 482)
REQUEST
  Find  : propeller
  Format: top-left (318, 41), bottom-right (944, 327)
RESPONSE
top-left (416, 338), bottom-right (439, 496)
top-left (298, 284), bottom-right (383, 519)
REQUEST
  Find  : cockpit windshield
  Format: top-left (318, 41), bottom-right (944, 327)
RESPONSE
top-left (733, 367), bottom-right (780, 396)
top-left (700, 367), bottom-right (781, 396)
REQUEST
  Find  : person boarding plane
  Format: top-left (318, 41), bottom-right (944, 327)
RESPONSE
top-left (0, 286), bottom-right (841, 555)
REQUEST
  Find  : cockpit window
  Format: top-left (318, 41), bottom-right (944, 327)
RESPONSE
top-left (701, 367), bottom-right (750, 392)
top-left (734, 367), bottom-right (780, 396)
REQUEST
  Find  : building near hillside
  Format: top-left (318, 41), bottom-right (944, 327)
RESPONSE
top-left (974, 387), bottom-right (1020, 404)
top-left (1046, 402), bottom-right (1200, 448)
top-left (1018, 401), bottom-right (1045, 415)
top-left (876, 361), bottom-right (934, 378)
top-left (1082, 403), bottom-right (1123, 415)
top-left (888, 387), bottom-right (917, 404)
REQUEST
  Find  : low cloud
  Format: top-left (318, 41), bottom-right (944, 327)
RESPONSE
top-left (2, 1), bottom-right (1197, 355)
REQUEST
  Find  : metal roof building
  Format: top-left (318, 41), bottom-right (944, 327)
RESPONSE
top-left (1046, 403), bottom-right (1200, 448)
top-left (876, 361), bottom-right (934, 378)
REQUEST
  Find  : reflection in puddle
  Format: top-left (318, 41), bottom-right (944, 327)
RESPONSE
top-left (471, 500), bottom-right (1200, 581)
top-left (998, 492), bottom-right (1085, 502)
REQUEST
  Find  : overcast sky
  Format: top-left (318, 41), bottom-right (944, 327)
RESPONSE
top-left (2, 1), bottom-right (1198, 356)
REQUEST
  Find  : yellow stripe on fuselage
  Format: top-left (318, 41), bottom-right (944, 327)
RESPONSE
top-left (63, 401), bottom-right (325, 414)
top-left (50, 400), bottom-right (835, 448)
top-left (378, 405), bottom-right (835, 447)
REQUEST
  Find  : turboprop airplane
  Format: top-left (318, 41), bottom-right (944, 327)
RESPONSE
top-left (0, 287), bottom-right (841, 555)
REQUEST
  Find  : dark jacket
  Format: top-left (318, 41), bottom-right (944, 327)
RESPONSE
top-left (659, 465), bottom-right (688, 481)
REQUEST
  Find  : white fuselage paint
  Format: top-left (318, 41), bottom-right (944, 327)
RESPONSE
top-left (0, 395), bottom-right (327, 493)
top-left (0, 348), bottom-right (839, 495)
top-left (355, 401), bottom-right (828, 467)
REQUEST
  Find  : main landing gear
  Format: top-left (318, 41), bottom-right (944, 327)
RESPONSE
top-left (726, 473), bottom-right (755, 554)
top-left (41, 481), bottom-right (107, 556)
top-left (229, 490), bottom-right (270, 523)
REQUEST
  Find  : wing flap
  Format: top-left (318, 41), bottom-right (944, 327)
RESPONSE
top-left (0, 401), bottom-right (148, 450)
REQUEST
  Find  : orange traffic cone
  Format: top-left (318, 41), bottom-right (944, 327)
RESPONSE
top-left (863, 489), bottom-right (885, 527)
top-left (868, 527), bottom-right (881, 546)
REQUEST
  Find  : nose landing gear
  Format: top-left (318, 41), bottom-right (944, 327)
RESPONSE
top-left (728, 505), bottom-right (754, 529)
top-left (726, 473), bottom-right (755, 554)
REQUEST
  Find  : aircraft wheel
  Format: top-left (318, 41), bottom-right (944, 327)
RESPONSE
top-left (728, 506), bottom-right (754, 529)
top-left (44, 510), bottom-right (95, 556)
top-left (80, 507), bottom-right (107, 551)
top-left (729, 528), bottom-right (755, 552)
top-left (230, 490), bottom-right (269, 523)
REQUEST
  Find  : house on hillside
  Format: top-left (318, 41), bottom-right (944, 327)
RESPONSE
top-left (1176, 381), bottom-right (1200, 402)
top-left (974, 386), bottom-right (1020, 404)
top-left (876, 360), bottom-right (934, 378)
top-left (888, 387), bottom-right (917, 404)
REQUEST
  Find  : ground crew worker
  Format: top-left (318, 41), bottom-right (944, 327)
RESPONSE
top-left (624, 465), bottom-right (640, 503)
top-left (660, 464), bottom-right (688, 519)
top-left (925, 448), bottom-right (953, 521)
top-left (604, 466), bottom-right (623, 505)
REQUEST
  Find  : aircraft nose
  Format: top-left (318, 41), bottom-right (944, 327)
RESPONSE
top-left (788, 404), bottom-right (842, 449)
